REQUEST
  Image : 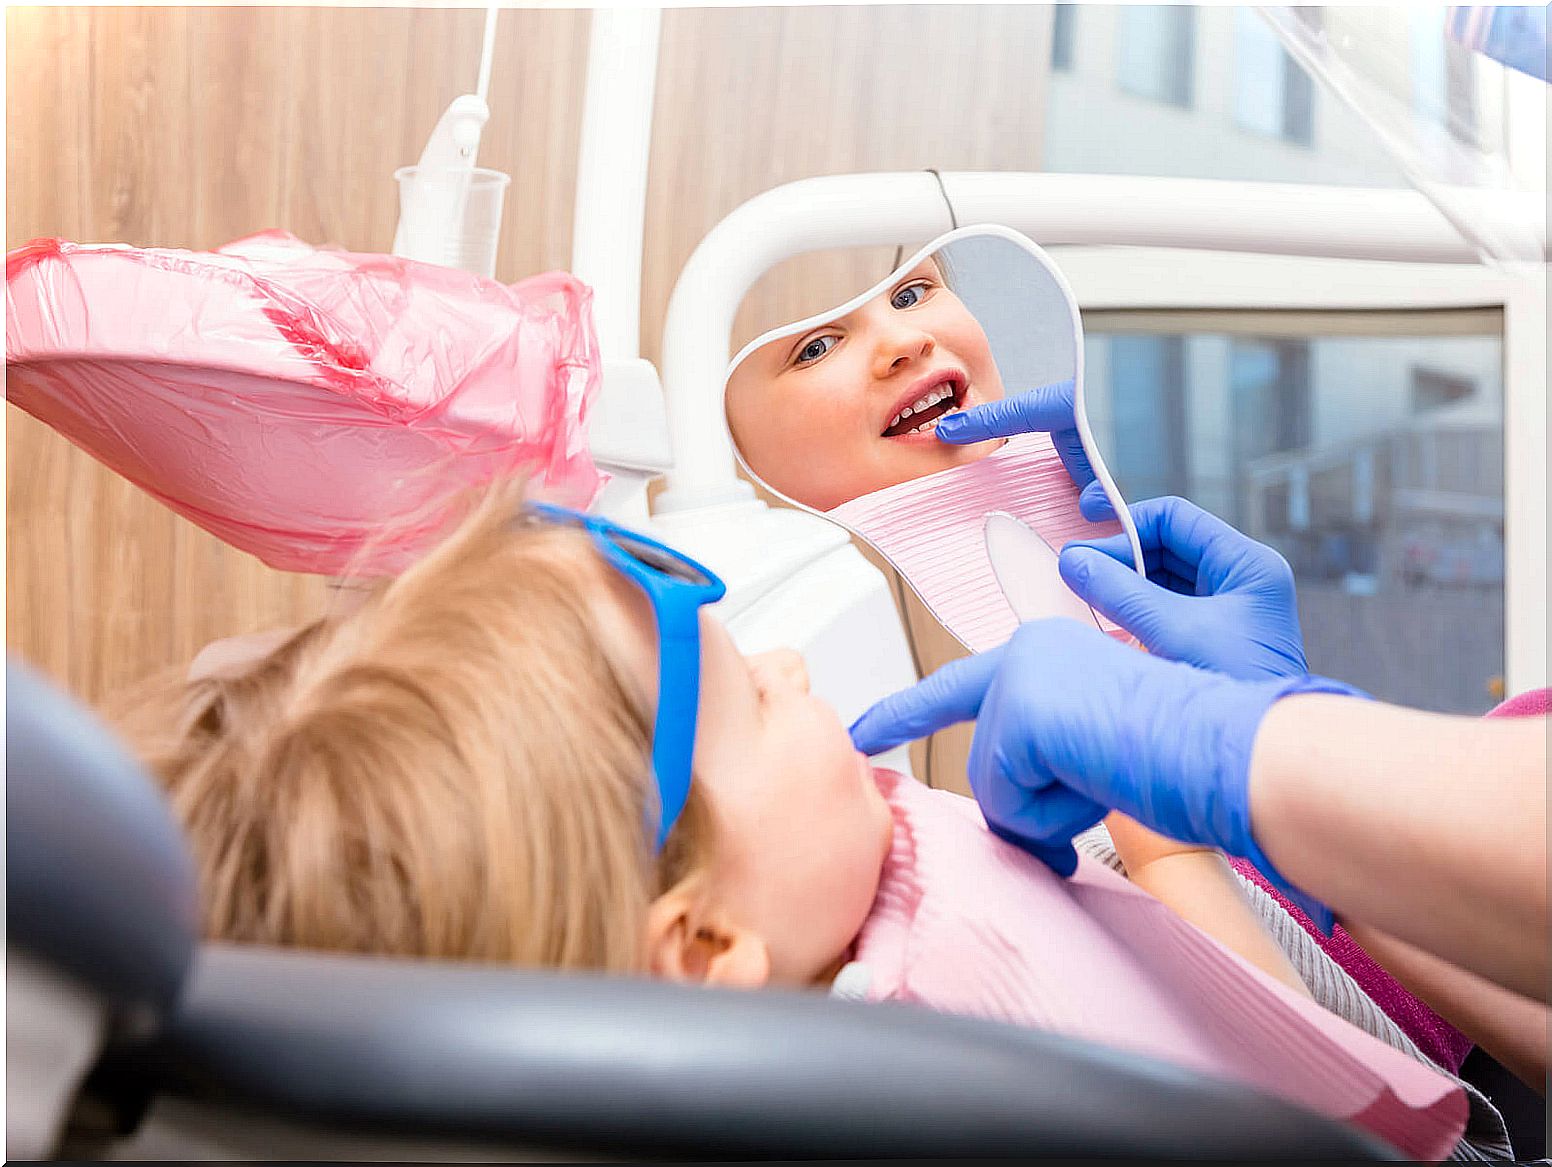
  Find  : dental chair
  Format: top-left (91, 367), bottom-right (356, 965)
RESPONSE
top-left (5, 658), bottom-right (1398, 1161)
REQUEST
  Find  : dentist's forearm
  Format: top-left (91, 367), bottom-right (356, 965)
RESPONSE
top-left (1248, 695), bottom-right (1549, 1000)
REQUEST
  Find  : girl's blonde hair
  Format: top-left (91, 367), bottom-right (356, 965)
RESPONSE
top-left (115, 482), bottom-right (710, 973)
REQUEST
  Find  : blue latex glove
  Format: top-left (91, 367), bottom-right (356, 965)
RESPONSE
top-left (936, 381), bottom-right (1114, 522)
top-left (1059, 496), bottom-right (1309, 681)
top-left (849, 619), bottom-right (1364, 931)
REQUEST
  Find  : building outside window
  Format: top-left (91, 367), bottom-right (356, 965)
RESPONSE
top-left (1117, 5), bottom-right (1195, 108)
top-left (1041, 5), bottom-right (1419, 189)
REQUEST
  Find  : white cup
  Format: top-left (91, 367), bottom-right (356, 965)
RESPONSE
top-left (393, 165), bottom-right (511, 278)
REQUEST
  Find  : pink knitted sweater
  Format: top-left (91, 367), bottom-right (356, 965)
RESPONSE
top-left (850, 769), bottom-right (1467, 1162)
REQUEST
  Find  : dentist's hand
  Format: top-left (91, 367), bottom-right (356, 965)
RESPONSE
top-left (1060, 497), bottom-right (1309, 681)
top-left (936, 381), bottom-right (1113, 522)
top-left (850, 619), bottom-right (1360, 929)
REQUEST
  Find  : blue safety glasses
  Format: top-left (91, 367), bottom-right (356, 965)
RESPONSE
top-left (530, 503), bottom-right (726, 851)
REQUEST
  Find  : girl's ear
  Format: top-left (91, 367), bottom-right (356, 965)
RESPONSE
top-left (645, 887), bottom-right (771, 989)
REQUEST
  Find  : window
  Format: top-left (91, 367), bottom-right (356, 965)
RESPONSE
top-left (1106, 335), bottom-right (1191, 500)
top-left (1231, 338), bottom-right (1312, 462)
top-left (1411, 5), bottom-right (1479, 139)
top-left (1233, 8), bottom-right (1314, 145)
top-left (1051, 4), bottom-right (1075, 71)
top-left (1117, 5), bottom-right (1195, 108)
top-left (1084, 324), bottom-right (1504, 714)
top-left (1411, 367), bottom-right (1477, 412)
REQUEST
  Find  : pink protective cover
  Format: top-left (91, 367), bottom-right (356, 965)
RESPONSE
top-left (855, 769), bottom-right (1467, 1162)
top-left (5, 232), bottom-right (603, 575)
top-left (827, 431), bottom-right (1127, 651)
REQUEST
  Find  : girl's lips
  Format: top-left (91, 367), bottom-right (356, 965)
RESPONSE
top-left (879, 370), bottom-right (968, 438)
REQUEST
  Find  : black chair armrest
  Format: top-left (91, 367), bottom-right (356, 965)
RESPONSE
top-left (6, 660), bottom-right (198, 1019)
top-left (112, 943), bottom-right (1399, 1160)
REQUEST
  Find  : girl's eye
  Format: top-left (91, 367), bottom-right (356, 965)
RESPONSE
top-left (891, 279), bottom-right (934, 310)
top-left (794, 334), bottom-right (838, 366)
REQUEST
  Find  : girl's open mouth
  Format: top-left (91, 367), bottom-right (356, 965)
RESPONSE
top-left (880, 375), bottom-right (967, 438)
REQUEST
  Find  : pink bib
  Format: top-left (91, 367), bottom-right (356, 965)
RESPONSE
top-left (827, 432), bottom-right (1127, 652)
top-left (853, 769), bottom-right (1466, 1161)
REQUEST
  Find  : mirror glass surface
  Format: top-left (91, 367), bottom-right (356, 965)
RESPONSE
top-left (724, 227), bottom-right (1136, 653)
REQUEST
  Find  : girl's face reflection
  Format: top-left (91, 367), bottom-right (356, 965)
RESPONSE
top-left (726, 257), bottom-right (1006, 512)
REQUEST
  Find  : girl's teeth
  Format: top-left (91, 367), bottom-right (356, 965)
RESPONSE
top-left (887, 385), bottom-right (961, 436)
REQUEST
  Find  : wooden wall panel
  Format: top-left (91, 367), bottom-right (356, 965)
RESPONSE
top-left (7, 5), bottom-right (1051, 790)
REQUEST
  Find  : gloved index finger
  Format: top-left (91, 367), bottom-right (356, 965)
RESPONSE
top-left (936, 380), bottom-right (1077, 444)
top-left (848, 646), bottom-right (1004, 756)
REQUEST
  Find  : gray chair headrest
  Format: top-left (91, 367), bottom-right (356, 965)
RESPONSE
top-left (6, 658), bottom-right (199, 1022)
top-left (119, 943), bottom-right (1398, 1160)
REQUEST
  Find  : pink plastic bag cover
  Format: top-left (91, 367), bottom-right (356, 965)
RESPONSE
top-left (5, 231), bottom-right (604, 574)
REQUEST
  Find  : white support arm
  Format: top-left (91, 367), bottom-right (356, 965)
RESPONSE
top-left (571, 8), bottom-right (664, 526)
top-left (655, 170), bottom-right (1540, 513)
top-left (571, 7), bottom-right (661, 361)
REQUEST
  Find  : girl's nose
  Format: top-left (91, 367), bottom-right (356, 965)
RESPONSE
top-left (751, 649), bottom-right (810, 694)
top-left (870, 318), bottom-right (935, 380)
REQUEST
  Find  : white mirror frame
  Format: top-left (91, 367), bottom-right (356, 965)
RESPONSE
top-left (722, 223), bottom-right (1146, 578)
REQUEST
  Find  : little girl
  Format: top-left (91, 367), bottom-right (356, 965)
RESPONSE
top-left (117, 483), bottom-right (1484, 1160)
